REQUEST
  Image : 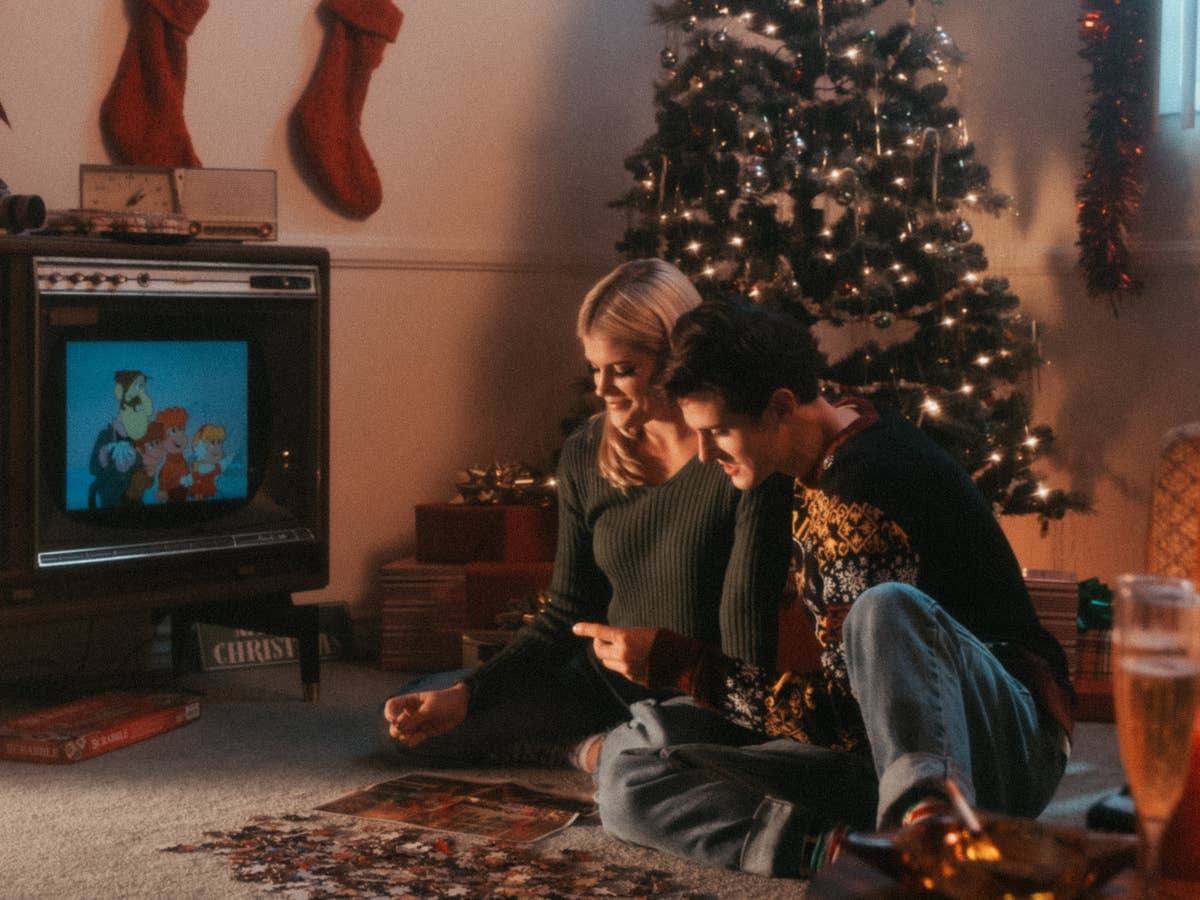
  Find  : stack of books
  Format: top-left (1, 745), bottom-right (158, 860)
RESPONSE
top-left (378, 559), bottom-right (468, 672)
top-left (1023, 568), bottom-right (1079, 662)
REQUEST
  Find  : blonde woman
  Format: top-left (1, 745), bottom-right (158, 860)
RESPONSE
top-left (385, 259), bottom-right (791, 765)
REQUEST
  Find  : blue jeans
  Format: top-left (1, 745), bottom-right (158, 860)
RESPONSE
top-left (595, 583), bottom-right (1069, 877)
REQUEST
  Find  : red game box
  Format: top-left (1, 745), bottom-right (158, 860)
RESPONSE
top-left (0, 691), bottom-right (201, 764)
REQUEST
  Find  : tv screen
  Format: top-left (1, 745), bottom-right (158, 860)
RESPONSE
top-left (65, 340), bottom-right (250, 511)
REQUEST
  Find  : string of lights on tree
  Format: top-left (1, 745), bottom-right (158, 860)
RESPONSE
top-left (1076, 0), bottom-right (1151, 314)
top-left (611, 0), bottom-right (1089, 523)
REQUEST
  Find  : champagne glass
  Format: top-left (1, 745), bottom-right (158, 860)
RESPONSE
top-left (1112, 574), bottom-right (1200, 898)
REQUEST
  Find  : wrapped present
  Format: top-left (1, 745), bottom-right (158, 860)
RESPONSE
top-left (1074, 627), bottom-right (1113, 723)
top-left (464, 561), bottom-right (555, 629)
top-left (378, 558), bottom-right (556, 670)
top-left (415, 503), bottom-right (558, 564)
top-left (1076, 628), bottom-right (1112, 681)
top-left (1076, 577), bottom-right (1113, 632)
top-left (495, 591), bottom-right (553, 630)
top-left (453, 462), bottom-right (556, 506)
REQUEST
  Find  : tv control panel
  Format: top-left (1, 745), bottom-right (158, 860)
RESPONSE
top-left (34, 258), bottom-right (318, 298)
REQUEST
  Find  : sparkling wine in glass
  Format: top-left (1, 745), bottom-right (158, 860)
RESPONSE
top-left (1112, 574), bottom-right (1200, 898)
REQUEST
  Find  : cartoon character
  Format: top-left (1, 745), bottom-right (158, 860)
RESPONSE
top-left (188, 424), bottom-right (227, 500)
top-left (154, 406), bottom-right (192, 503)
top-left (114, 368), bottom-right (154, 441)
top-left (125, 420), bottom-right (166, 505)
top-left (87, 370), bottom-right (153, 508)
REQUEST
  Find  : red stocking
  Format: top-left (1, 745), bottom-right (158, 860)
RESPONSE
top-left (100, 0), bottom-right (209, 168)
top-left (292, 0), bottom-right (403, 219)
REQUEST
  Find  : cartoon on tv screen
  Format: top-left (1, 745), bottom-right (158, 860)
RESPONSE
top-left (65, 341), bottom-right (250, 511)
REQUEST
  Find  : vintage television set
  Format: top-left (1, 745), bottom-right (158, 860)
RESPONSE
top-left (0, 236), bottom-right (330, 695)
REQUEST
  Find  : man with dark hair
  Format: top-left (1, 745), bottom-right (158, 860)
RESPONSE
top-left (572, 299), bottom-right (1074, 879)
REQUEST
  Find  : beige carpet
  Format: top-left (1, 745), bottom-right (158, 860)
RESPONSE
top-left (0, 660), bottom-right (1123, 899)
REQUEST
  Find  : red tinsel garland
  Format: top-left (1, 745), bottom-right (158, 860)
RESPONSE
top-left (1076, 0), bottom-right (1152, 315)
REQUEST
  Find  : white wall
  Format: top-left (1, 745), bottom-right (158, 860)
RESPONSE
top-left (0, 0), bottom-right (1195, 653)
top-left (0, 0), bottom-right (660, 650)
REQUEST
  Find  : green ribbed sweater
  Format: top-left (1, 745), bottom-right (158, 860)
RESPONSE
top-left (464, 415), bottom-right (792, 707)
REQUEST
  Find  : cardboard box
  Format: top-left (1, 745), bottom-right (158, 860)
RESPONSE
top-left (0, 692), bottom-right (200, 764)
top-left (415, 503), bottom-right (557, 564)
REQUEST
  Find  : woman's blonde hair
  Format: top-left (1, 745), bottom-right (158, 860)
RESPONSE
top-left (576, 258), bottom-right (702, 489)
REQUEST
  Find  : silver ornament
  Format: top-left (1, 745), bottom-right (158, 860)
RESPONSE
top-left (740, 115), bottom-right (771, 142)
top-left (740, 158), bottom-right (772, 195)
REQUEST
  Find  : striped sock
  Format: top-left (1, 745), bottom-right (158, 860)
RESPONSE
top-left (901, 796), bottom-right (952, 827)
top-left (568, 733), bottom-right (605, 773)
top-left (800, 823), bottom-right (851, 876)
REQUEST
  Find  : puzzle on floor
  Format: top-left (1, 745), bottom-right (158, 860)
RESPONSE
top-left (315, 771), bottom-right (597, 842)
top-left (162, 813), bottom-right (703, 898)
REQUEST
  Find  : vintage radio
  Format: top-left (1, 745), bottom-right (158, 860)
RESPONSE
top-left (77, 165), bottom-right (278, 241)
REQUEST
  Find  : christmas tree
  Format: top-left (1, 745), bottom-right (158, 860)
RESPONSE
top-left (612, 0), bottom-right (1089, 522)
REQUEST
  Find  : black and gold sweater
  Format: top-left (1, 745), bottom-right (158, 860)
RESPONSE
top-left (649, 400), bottom-right (1074, 754)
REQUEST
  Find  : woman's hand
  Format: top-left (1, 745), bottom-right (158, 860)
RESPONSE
top-left (383, 682), bottom-right (469, 747)
top-left (573, 621), bottom-right (660, 686)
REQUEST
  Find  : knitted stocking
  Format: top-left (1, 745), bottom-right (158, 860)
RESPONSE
top-left (291, 0), bottom-right (403, 219)
top-left (100, 0), bottom-right (209, 167)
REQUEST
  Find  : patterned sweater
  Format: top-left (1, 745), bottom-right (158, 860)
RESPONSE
top-left (649, 400), bottom-right (1074, 752)
top-left (465, 415), bottom-right (793, 708)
